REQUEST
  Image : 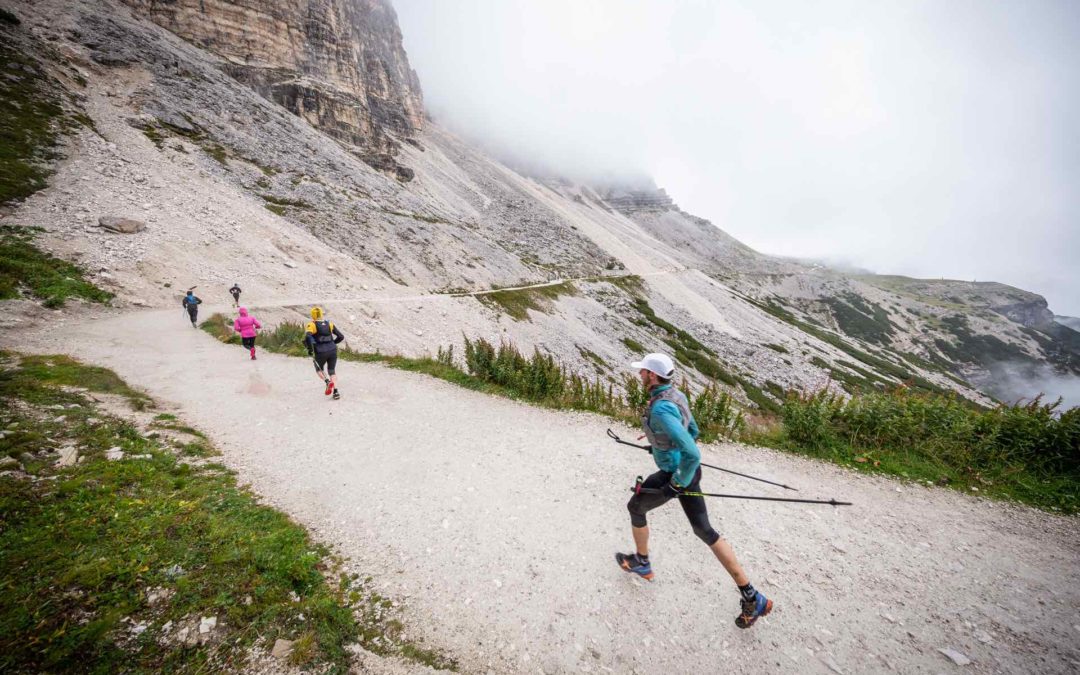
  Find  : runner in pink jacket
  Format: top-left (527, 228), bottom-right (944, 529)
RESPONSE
top-left (233, 307), bottom-right (262, 360)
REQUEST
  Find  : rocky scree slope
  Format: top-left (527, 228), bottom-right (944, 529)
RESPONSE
top-left (4, 0), bottom-right (1076, 410)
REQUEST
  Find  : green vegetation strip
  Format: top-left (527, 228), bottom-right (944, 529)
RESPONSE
top-left (0, 353), bottom-right (455, 673)
top-left (747, 296), bottom-right (952, 396)
top-left (821, 292), bottom-right (895, 346)
top-left (0, 226), bottom-right (113, 308)
top-left (474, 281), bottom-right (579, 321)
top-left (200, 315), bottom-right (746, 442)
top-left (746, 388), bottom-right (1079, 513)
top-left (0, 26), bottom-right (69, 204)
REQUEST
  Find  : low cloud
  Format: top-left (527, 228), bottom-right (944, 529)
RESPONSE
top-left (395, 1), bottom-right (1080, 316)
top-left (979, 361), bottom-right (1080, 411)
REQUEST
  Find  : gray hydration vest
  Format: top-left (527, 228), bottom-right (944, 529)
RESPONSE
top-left (640, 387), bottom-right (692, 450)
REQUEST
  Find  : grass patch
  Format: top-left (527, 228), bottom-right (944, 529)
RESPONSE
top-left (0, 353), bottom-right (455, 672)
top-left (476, 281), bottom-right (578, 321)
top-left (142, 126), bottom-right (166, 149)
top-left (738, 377), bottom-right (781, 415)
top-left (749, 387), bottom-right (1079, 513)
top-left (0, 226), bottom-right (114, 308)
top-left (936, 314), bottom-right (1033, 368)
top-left (0, 30), bottom-right (65, 204)
top-left (626, 296), bottom-right (741, 386)
top-left (602, 274), bottom-right (645, 297)
top-left (261, 194), bottom-right (311, 209)
top-left (203, 142), bottom-right (229, 166)
top-left (764, 343), bottom-right (789, 354)
top-left (622, 337), bottom-right (645, 354)
top-left (821, 292), bottom-right (895, 345)
top-left (746, 295), bottom-right (953, 397)
top-left (381, 209), bottom-right (446, 224)
top-left (577, 345), bottom-right (605, 373)
top-left (0, 353), bottom-right (150, 410)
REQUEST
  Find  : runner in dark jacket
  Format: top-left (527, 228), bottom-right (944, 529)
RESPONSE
top-left (181, 291), bottom-right (202, 328)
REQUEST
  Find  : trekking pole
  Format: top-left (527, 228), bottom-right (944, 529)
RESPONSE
top-left (632, 482), bottom-right (850, 506)
top-left (606, 429), bottom-right (798, 491)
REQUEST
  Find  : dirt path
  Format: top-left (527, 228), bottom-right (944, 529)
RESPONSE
top-left (231, 268), bottom-right (677, 310)
top-left (11, 308), bottom-right (1080, 674)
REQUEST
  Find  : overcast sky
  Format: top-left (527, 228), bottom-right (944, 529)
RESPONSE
top-left (394, 1), bottom-right (1080, 316)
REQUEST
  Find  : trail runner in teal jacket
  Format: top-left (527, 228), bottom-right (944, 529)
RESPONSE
top-left (616, 352), bottom-right (774, 629)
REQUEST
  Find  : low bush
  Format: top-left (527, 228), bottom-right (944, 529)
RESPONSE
top-left (762, 387), bottom-right (1079, 512)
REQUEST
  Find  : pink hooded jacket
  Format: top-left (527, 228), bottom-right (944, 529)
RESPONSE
top-left (233, 307), bottom-right (261, 338)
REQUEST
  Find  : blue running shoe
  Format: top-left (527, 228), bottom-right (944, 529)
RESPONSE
top-left (615, 552), bottom-right (654, 581)
top-left (735, 591), bottom-right (773, 628)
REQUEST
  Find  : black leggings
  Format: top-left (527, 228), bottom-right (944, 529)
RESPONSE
top-left (627, 468), bottom-right (720, 546)
top-left (313, 351), bottom-right (337, 376)
top-left (241, 336), bottom-right (256, 349)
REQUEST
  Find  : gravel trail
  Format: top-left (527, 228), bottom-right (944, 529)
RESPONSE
top-left (12, 307), bottom-right (1080, 674)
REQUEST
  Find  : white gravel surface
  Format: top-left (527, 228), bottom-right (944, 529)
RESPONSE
top-left (7, 306), bottom-right (1080, 674)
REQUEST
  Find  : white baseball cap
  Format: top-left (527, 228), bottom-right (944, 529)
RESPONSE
top-left (631, 352), bottom-right (676, 378)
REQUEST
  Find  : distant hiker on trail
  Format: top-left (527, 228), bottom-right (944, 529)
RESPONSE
top-left (181, 290), bottom-right (202, 328)
top-left (228, 283), bottom-right (241, 307)
top-left (304, 306), bottom-right (345, 400)
top-left (233, 307), bottom-right (262, 360)
top-left (616, 352), bottom-right (773, 629)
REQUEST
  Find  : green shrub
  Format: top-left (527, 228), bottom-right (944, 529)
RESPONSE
top-left (687, 380), bottom-right (745, 440)
top-left (773, 387), bottom-right (1079, 512)
top-left (621, 337), bottom-right (645, 354)
top-left (0, 226), bottom-right (113, 307)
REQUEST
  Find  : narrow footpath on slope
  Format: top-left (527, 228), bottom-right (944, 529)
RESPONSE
top-left (10, 306), bottom-right (1080, 674)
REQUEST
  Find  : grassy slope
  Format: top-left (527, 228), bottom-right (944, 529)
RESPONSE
top-left (0, 226), bottom-right (114, 307)
top-left (0, 20), bottom-right (63, 204)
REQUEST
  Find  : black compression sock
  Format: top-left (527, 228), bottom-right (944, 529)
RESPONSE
top-left (739, 583), bottom-right (757, 601)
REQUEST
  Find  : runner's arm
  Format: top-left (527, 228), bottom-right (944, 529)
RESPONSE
top-left (332, 325), bottom-right (345, 344)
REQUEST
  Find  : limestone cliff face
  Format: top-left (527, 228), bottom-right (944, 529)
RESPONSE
top-left (119, 0), bottom-right (423, 176)
top-left (598, 186), bottom-right (675, 215)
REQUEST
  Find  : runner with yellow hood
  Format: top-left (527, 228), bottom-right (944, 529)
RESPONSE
top-left (304, 306), bottom-right (345, 400)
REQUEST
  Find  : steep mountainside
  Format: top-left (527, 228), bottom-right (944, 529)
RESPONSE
top-left (4, 0), bottom-right (1078, 409)
top-left (118, 0), bottom-right (423, 178)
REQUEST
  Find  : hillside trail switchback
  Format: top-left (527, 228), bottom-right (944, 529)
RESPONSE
top-left (9, 306), bottom-right (1079, 674)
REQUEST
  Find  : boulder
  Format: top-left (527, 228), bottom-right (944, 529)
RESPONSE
top-left (99, 216), bottom-right (146, 234)
top-left (56, 446), bottom-right (79, 467)
top-left (271, 638), bottom-right (294, 658)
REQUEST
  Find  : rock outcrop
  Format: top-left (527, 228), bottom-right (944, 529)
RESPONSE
top-left (118, 0), bottom-right (423, 176)
top-left (599, 186), bottom-right (675, 215)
